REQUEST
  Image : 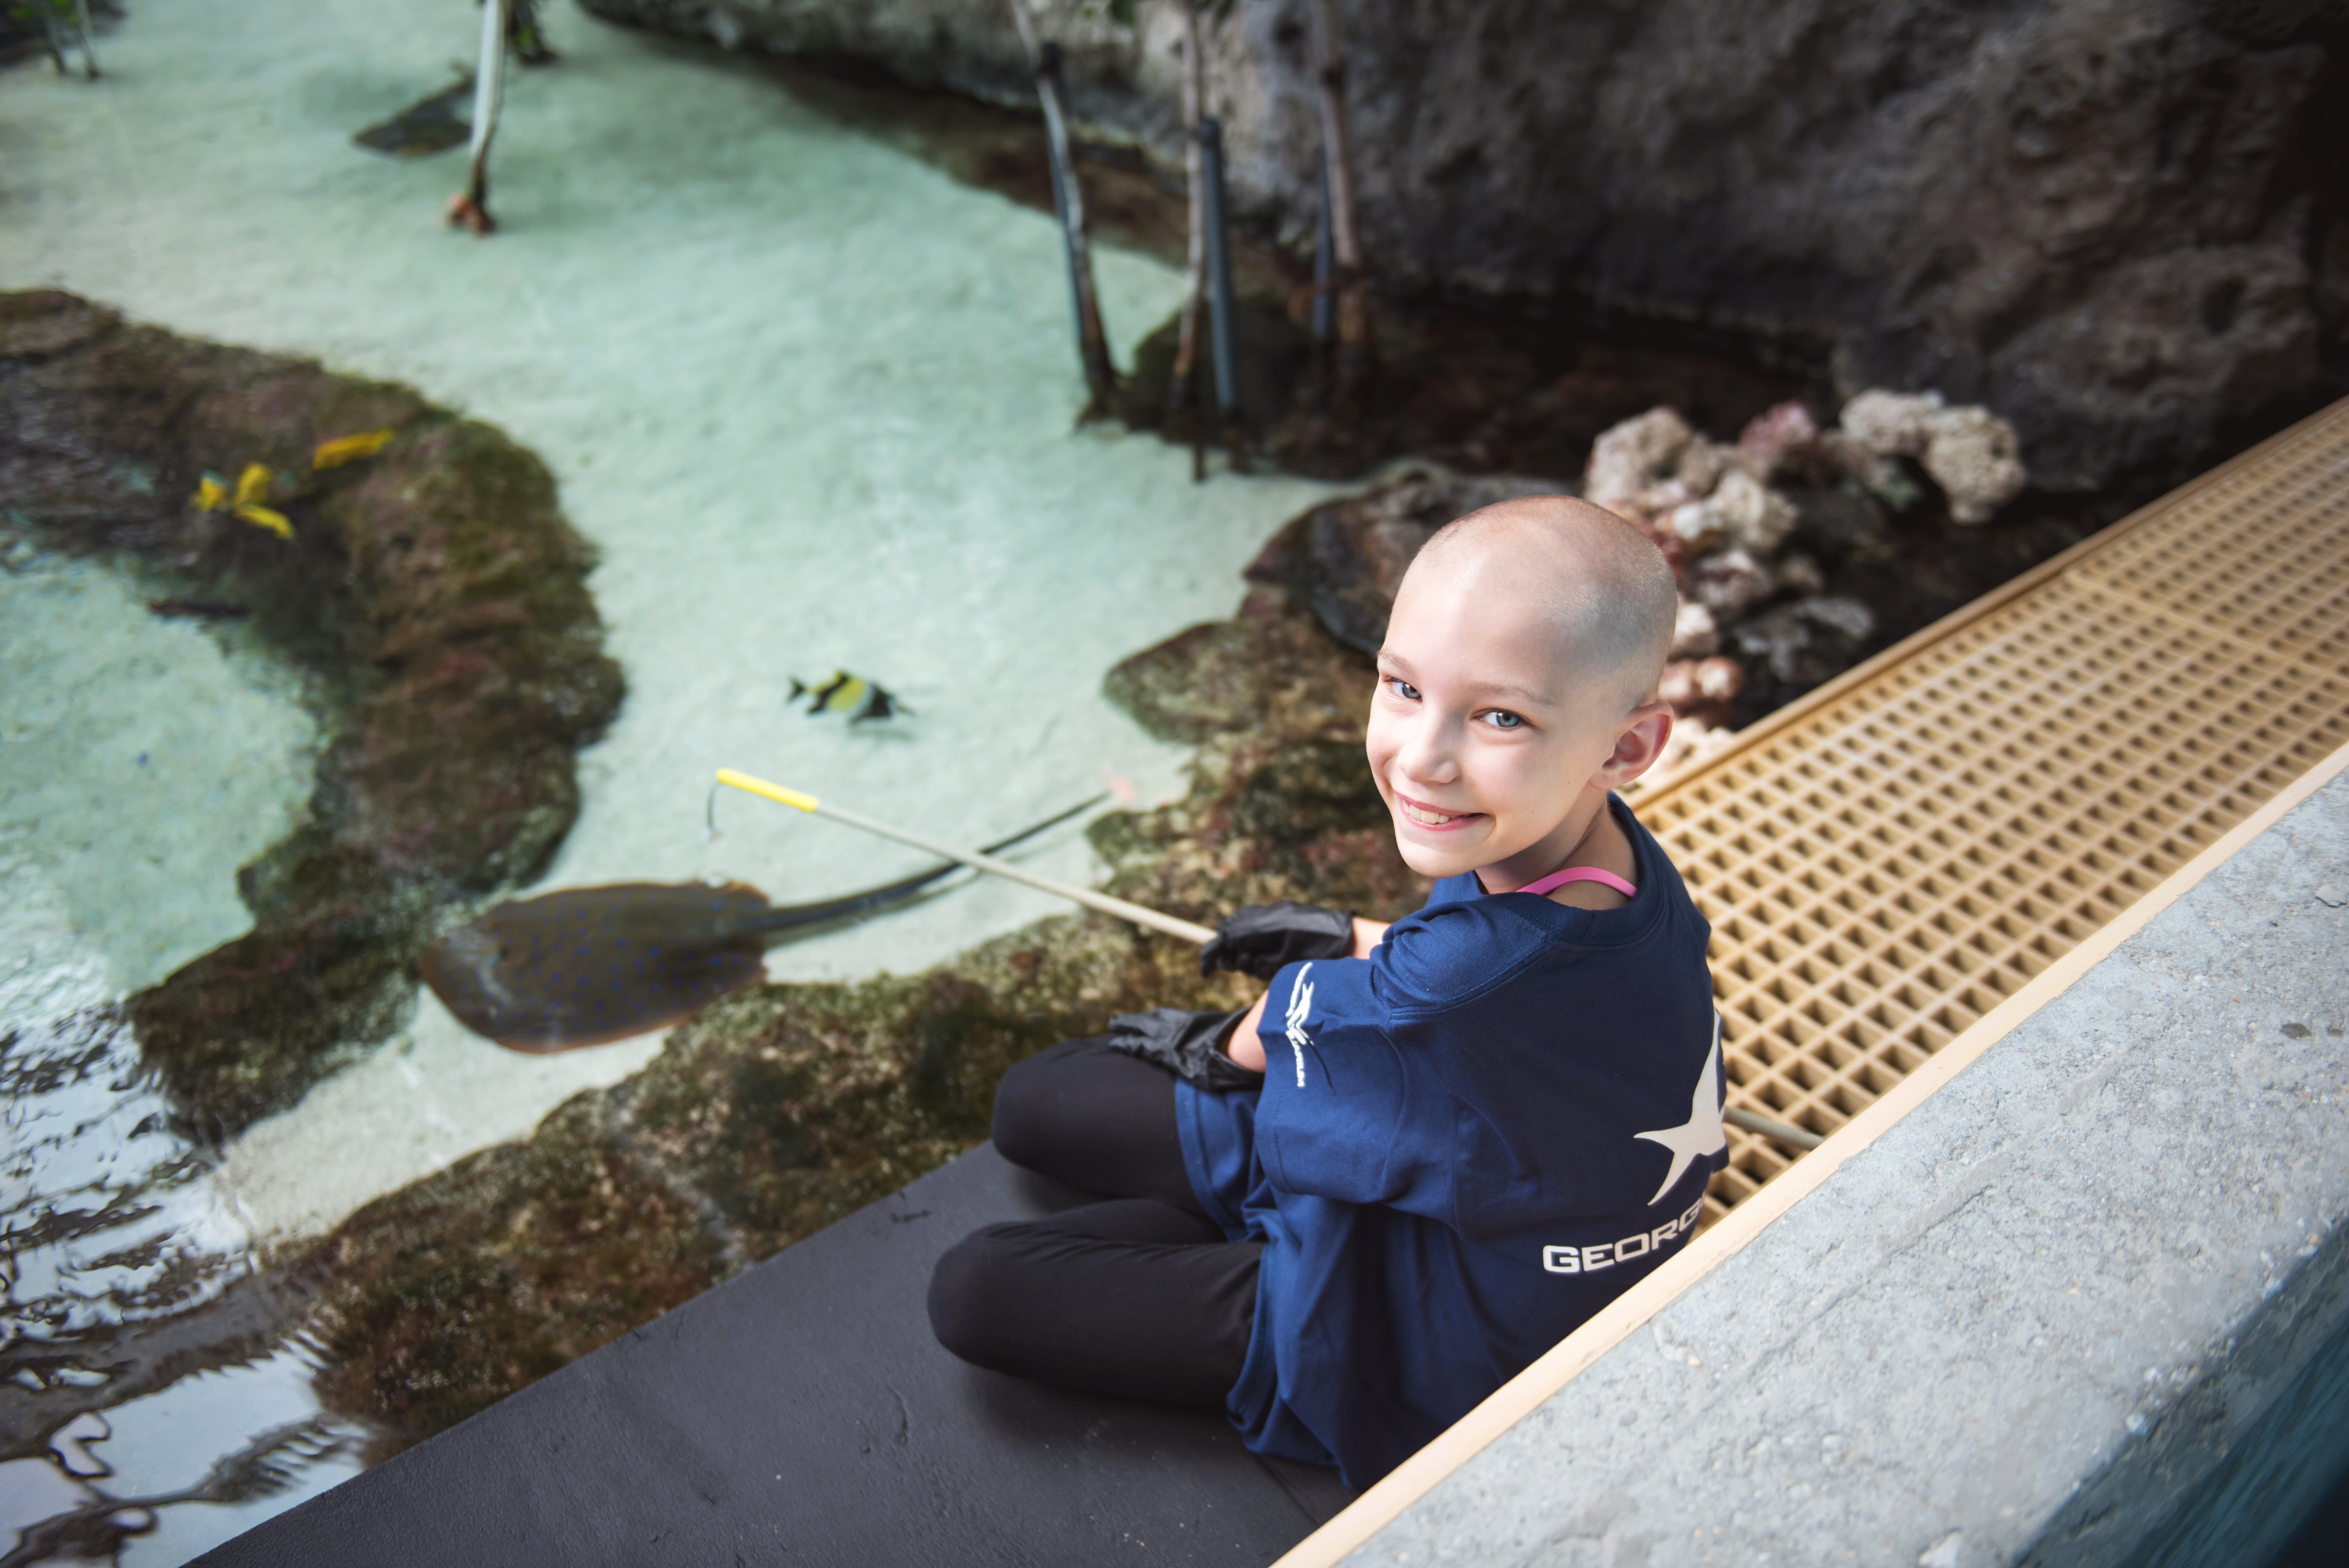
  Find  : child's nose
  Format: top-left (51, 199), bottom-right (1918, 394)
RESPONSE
top-left (1396, 716), bottom-right (1460, 785)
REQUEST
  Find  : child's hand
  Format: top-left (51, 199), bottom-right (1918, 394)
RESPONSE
top-left (1197, 902), bottom-right (1356, 979)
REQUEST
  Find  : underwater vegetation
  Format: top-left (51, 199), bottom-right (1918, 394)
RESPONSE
top-left (0, 289), bottom-right (625, 1135)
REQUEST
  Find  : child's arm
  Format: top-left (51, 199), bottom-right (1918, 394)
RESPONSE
top-left (1228, 989), bottom-right (1271, 1072)
top-left (1224, 918), bottom-right (1390, 1073)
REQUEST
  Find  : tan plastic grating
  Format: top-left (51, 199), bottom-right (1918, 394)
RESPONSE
top-left (1637, 398), bottom-right (2349, 1223)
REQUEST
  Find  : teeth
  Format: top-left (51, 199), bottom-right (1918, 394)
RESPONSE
top-left (1402, 802), bottom-right (1454, 825)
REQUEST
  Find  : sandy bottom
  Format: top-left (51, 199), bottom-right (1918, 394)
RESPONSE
top-left (1, 0), bottom-right (1333, 1247)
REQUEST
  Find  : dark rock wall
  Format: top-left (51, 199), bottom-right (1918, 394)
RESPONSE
top-left (581, 0), bottom-right (2347, 492)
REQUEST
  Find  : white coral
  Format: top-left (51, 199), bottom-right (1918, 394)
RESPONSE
top-left (1670, 598), bottom-right (1719, 659)
top-left (1920, 406), bottom-right (2026, 524)
top-left (1585, 408), bottom-right (1693, 510)
top-left (1838, 390), bottom-right (2026, 524)
top-left (1839, 389), bottom-right (1943, 456)
top-left (1709, 469), bottom-right (1797, 553)
top-left (1687, 548), bottom-right (1776, 619)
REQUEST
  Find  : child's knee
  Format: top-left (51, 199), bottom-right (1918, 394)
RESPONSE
top-left (990, 1044), bottom-right (1078, 1170)
top-left (926, 1224), bottom-right (1026, 1365)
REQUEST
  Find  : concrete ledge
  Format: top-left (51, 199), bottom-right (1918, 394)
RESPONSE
top-left (1341, 765), bottom-right (2349, 1566)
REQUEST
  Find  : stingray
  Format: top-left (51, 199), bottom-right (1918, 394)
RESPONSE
top-left (354, 78), bottom-right (474, 159)
top-left (422, 799), bottom-right (1098, 1053)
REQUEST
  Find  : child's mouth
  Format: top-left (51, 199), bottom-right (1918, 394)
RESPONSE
top-left (1395, 793), bottom-right (1479, 830)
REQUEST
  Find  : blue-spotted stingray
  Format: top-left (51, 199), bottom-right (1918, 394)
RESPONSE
top-left (422, 800), bottom-right (1095, 1052)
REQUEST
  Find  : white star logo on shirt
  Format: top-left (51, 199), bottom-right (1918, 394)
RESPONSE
top-left (1634, 1013), bottom-right (1727, 1207)
top-left (1283, 963), bottom-right (1315, 1087)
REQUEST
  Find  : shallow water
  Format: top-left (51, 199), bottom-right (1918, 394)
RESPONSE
top-left (0, 558), bottom-right (349, 1556)
top-left (2, 0), bottom-right (1338, 1555)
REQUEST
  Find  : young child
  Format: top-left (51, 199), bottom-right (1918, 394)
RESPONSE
top-left (928, 496), bottom-right (1725, 1488)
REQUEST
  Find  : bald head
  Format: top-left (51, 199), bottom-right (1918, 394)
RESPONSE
top-left (1401, 495), bottom-right (1677, 712)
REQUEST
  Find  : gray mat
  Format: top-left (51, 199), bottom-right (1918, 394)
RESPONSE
top-left (200, 1144), bottom-right (1352, 1566)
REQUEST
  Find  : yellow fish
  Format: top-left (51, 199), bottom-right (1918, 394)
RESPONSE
top-left (196, 462), bottom-right (294, 539)
top-left (789, 672), bottom-right (902, 723)
top-left (312, 428), bottom-right (396, 469)
top-left (236, 504), bottom-right (294, 540)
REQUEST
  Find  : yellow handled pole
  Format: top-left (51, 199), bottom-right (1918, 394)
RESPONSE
top-left (716, 769), bottom-right (1219, 946)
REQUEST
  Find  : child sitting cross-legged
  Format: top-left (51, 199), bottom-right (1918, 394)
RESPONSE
top-left (927, 496), bottom-right (1726, 1488)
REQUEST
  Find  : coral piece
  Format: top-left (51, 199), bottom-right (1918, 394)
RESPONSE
top-left (1584, 407), bottom-right (1693, 511)
top-left (1919, 405), bottom-right (2027, 523)
top-left (1673, 437), bottom-right (1733, 497)
top-left (1839, 390), bottom-right (2027, 523)
top-left (1693, 656), bottom-right (1745, 703)
top-left (1797, 594), bottom-right (1877, 642)
top-left (1841, 389), bottom-right (1943, 456)
top-left (1736, 401), bottom-right (1821, 479)
top-left (1709, 469), bottom-right (1797, 553)
top-left (1686, 547), bottom-right (1776, 619)
top-left (1664, 500), bottom-right (1724, 552)
top-left (1670, 598), bottom-right (1719, 659)
top-left (1657, 655), bottom-right (1746, 729)
top-left (1775, 552), bottom-right (1827, 597)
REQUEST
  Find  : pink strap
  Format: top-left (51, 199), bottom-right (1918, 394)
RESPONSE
top-left (1515, 864), bottom-right (1638, 900)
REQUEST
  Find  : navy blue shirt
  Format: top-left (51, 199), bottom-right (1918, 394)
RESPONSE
top-left (1174, 795), bottom-right (1725, 1487)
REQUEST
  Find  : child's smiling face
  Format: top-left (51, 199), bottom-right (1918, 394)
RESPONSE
top-left (1365, 501), bottom-right (1676, 888)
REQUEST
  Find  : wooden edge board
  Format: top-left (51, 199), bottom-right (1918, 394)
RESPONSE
top-left (1271, 734), bottom-right (2349, 1568)
top-left (1632, 396), bottom-right (2349, 809)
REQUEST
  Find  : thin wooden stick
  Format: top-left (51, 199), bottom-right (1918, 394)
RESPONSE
top-left (1168, 0), bottom-right (1208, 441)
top-left (1723, 1107), bottom-right (1822, 1151)
top-left (717, 770), bottom-right (1217, 945)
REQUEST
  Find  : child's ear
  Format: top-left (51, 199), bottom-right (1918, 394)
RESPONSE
top-left (1595, 701), bottom-right (1674, 789)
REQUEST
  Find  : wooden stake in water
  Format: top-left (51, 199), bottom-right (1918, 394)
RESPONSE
top-left (1308, 0), bottom-right (1372, 412)
top-left (716, 769), bottom-right (1215, 945)
top-left (1009, 3), bottom-right (1119, 419)
top-left (451, 0), bottom-right (509, 235)
top-left (1200, 116), bottom-right (1239, 426)
top-left (1168, 0), bottom-right (1209, 459)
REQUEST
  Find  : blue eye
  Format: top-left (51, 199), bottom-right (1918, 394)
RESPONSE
top-left (1485, 710), bottom-right (1525, 730)
top-left (1386, 677), bottom-right (1421, 701)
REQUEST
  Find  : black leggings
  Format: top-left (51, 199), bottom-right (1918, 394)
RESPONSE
top-left (927, 1038), bottom-right (1262, 1408)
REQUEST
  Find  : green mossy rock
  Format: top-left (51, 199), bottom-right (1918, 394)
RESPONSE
top-left (0, 290), bottom-right (625, 1135)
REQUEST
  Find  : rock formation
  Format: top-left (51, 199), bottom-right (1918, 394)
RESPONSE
top-left (581, 0), bottom-right (2346, 495)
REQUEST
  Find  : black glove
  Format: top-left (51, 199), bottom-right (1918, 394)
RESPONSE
top-left (1106, 1008), bottom-right (1262, 1091)
top-left (1197, 901), bottom-right (1355, 980)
